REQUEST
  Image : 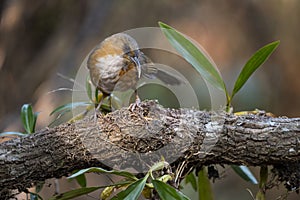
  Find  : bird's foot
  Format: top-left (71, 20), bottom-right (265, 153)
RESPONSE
top-left (128, 96), bottom-right (142, 112)
top-left (92, 108), bottom-right (101, 123)
top-left (92, 100), bottom-right (105, 123)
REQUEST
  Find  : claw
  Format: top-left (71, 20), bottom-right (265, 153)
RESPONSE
top-left (128, 90), bottom-right (142, 112)
top-left (92, 105), bottom-right (102, 123)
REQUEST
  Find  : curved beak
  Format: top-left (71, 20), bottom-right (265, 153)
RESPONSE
top-left (131, 56), bottom-right (141, 78)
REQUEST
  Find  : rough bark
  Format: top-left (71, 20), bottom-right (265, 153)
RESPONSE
top-left (1, 100), bottom-right (300, 196)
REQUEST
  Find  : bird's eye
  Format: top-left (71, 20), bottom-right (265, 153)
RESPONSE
top-left (122, 52), bottom-right (132, 60)
top-left (123, 51), bottom-right (132, 58)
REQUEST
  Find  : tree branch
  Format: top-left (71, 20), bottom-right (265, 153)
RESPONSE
top-left (1, 100), bottom-right (300, 195)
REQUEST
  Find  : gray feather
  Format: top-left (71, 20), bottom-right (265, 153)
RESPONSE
top-left (139, 53), bottom-right (183, 85)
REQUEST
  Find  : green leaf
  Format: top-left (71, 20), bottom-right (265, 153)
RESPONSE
top-left (231, 41), bottom-right (280, 99)
top-left (49, 187), bottom-right (101, 200)
top-left (68, 167), bottom-right (137, 181)
top-left (86, 75), bottom-right (93, 102)
top-left (197, 168), bottom-right (213, 200)
top-left (21, 104), bottom-right (36, 134)
top-left (152, 180), bottom-right (190, 200)
top-left (50, 102), bottom-right (91, 116)
top-left (159, 22), bottom-right (227, 95)
top-left (185, 171), bottom-right (197, 191)
top-left (32, 112), bottom-right (39, 133)
top-left (112, 175), bottom-right (148, 200)
top-left (75, 173), bottom-right (87, 188)
top-left (231, 165), bottom-right (258, 184)
top-left (256, 166), bottom-right (268, 200)
top-left (0, 132), bottom-right (26, 137)
top-left (95, 88), bottom-right (99, 103)
top-left (258, 166), bottom-right (268, 188)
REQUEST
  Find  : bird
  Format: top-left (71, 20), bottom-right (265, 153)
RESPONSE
top-left (87, 33), bottom-right (182, 110)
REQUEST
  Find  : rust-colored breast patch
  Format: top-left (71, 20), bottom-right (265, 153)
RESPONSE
top-left (119, 62), bottom-right (136, 76)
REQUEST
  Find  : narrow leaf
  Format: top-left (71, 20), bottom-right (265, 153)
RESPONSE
top-left (152, 180), bottom-right (190, 200)
top-left (197, 168), bottom-right (213, 200)
top-left (231, 165), bottom-right (258, 184)
top-left (232, 41), bottom-right (280, 98)
top-left (49, 187), bottom-right (101, 200)
top-left (95, 89), bottom-right (102, 103)
top-left (32, 112), bottom-right (39, 133)
top-left (75, 173), bottom-right (87, 188)
top-left (0, 132), bottom-right (26, 137)
top-left (159, 22), bottom-right (227, 94)
top-left (256, 166), bottom-right (268, 200)
top-left (50, 102), bottom-right (91, 116)
top-left (68, 167), bottom-right (137, 181)
top-left (86, 75), bottom-right (93, 102)
top-left (112, 175), bottom-right (148, 200)
top-left (185, 172), bottom-right (197, 191)
top-left (21, 104), bottom-right (34, 134)
top-left (258, 166), bottom-right (268, 188)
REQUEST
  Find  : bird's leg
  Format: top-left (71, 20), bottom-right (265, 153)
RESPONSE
top-left (134, 89), bottom-right (141, 105)
top-left (129, 89), bottom-right (142, 112)
top-left (93, 92), bottom-right (109, 120)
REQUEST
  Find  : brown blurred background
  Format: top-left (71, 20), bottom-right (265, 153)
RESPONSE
top-left (1, 0), bottom-right (299, 199)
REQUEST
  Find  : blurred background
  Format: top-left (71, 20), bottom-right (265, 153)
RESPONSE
top-left (1, 0), bottom-right (299, 199)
